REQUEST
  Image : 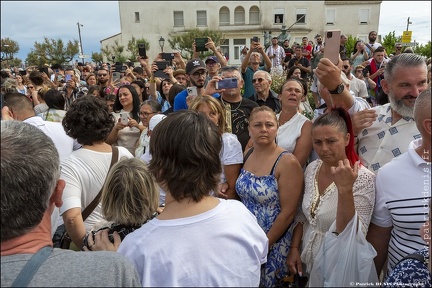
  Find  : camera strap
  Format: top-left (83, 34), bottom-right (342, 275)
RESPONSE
top-left (11, 246), bottom-right (53, 287)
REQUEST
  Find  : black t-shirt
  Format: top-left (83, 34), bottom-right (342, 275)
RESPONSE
top-left (283, 47), bottom-right (294, 63)
top-left (287, 57), bottom-right (311, 79)
top-left (219, 97), bottom-right (258, 151)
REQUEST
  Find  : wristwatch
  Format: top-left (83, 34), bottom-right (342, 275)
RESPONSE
top-left (328, 83), bottom-right (345, 94)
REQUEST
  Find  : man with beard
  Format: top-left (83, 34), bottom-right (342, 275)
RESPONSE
top-left (96, 68), bottom-right (110, 90)
top-left (287, 46), bottom-right (311, 80)
top-left (341, 58), bottom-right (368, 99)
top-left (366, 88), bottom-right (431, 279)
top-left (311, 34), bottom-right (324, 71)
top-left (173, 58), bottom-right (208, 111)
top-left (364, 30), bottom-right (382, 57)
top-left (352, 53), bottom-right (428, 174)
top-left (282, 40), bottom-right (294, 72)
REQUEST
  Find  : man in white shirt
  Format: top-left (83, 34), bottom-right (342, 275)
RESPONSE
top-left (366, 87), bottom-right (431, 278)
top-left (266, 36), bottom-right (285, 72)
top-left (352, 53), bottom-right (428, 174)
top-left (341, 58), bottom-right (368, 99)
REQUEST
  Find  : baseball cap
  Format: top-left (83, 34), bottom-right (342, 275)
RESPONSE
top-left (205, 56), bottom-right (219, 64)
top-left (186, 58), bottom-right (206, 75)
top-left (149, 114), bottom-right (167, 131)
top-left (173, 69), bottom-right (186, 77)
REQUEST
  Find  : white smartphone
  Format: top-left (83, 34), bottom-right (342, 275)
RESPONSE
top-left (324, 30), bottom-right (341, 65)
top-left (112, 72), bottom-right (121, 82)
top-left (120, 112), bottom-right (129, 125)
top-left (187, 86), bottom-right (198, 97)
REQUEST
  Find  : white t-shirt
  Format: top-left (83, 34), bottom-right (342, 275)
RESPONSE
top-left (60, 147), bottom-right (133, 231)
top-left (276, 112), bottom-right (309, 153)
top-left (118, 199), bottom-right (268, 287)
top-left (372, 139), bottom-right (431, 275)
top-left (220, 133), bottom-right (243, 183)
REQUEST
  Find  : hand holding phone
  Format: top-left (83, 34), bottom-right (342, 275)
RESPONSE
top-left (323, 30), bottom-right (341, 65)
top-left (187, 86), bottom-right (198, 97)
top-left (120, 112), bottom-right (129, 125)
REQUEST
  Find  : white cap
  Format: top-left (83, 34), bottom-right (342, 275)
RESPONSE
top-left (149, 114), bottom-right (167, 131)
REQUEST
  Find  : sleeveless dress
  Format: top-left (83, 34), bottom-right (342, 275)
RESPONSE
top-left (236, 149), bottom-right (292, 287)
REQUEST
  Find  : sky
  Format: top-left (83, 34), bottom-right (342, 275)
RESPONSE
top-left (1, 1), bottom-right (431, 63)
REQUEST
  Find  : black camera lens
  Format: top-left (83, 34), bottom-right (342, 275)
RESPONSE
top-left (327, 31), bottom-right (333, 38)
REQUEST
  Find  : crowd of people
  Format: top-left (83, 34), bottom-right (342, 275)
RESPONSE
top-left (1, 29), bottom-right (431, 287)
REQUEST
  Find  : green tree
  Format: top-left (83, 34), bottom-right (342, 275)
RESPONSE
top-left (167, 28), bottom-right (225, 59)
top-left (91, 52), bottom-right (103, 65)
top-left (127, 36), bottom-right (150, 58)
top-left (26, 37), bottom-right (79, 66)
top-left (381, 31), bottom-right (401, 55)
top-left (414, 41), bottom-right (431, 58)
top-left (345, 35), bottom-right (358, 58)
top-left (101, 40), bottom-right (128, 64)
top-left (1, 37), bottom-right (20, 68)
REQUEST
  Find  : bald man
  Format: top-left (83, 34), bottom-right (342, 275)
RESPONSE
top-left (366, 88), bottom-right (431, 277)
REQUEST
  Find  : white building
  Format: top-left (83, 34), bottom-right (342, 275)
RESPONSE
top-left (100, 1), bottom-right (382, 65)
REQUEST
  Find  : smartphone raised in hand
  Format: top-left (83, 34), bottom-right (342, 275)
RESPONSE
top-left (195, 38), bottom-right (208, 52)
top-left (323, 30), bottom-right (341, 65)
top-left (154, 61), bottom-right (170, 78)
top-left (138, 43), bottom-right (147, 58)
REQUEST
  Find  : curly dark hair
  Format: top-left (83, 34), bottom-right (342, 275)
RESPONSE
top-left (113, 84), bottom-right (140, 122)
top-left (62, 95), bottom-right (115, 145)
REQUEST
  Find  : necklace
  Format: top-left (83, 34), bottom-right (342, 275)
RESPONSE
top-left (221, 98), bottom-right (242, 111)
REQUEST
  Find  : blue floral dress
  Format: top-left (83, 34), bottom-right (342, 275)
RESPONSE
top-left (384, 248), bottom-right (431, 287)
top-left (236, 149), bottom-right (292, 287)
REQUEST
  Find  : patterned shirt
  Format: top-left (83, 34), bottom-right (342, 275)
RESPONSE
top-left (356, 103), bottom-right (421, 174)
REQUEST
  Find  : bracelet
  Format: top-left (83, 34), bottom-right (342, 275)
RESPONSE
top-left (150, 79), bottom-right (156, 83)
top-left (290, 246), bottom-right (299, 249)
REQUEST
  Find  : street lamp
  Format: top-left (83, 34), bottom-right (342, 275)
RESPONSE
top-left (406, 17), bottom-right (412, 31)
top-left (77, 22), bottom-right (84, 63)
top-left (159, 36), bottom-right (165, 52)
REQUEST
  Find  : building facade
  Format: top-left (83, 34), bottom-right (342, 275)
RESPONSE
top-left (100, 1), bottom-right (382, 65)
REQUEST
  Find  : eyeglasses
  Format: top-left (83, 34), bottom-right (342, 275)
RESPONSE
top-left (98, 74), bottom-right (108, 77)
top-left (139, 111), bottom-right (155, 117)
top-left (343, 65), bottom-right (350, 69)
top-left (396, 46), bottom-right (402, 49)
top-left (192, 71), bottom-right (207, 78)
top-left (252, 78), bottom-right (265, 84)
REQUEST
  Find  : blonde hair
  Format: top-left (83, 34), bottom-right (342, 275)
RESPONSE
top-left (101, 158), bottom-right (159, 226)
top-left (189, 95), bottom-right (227, 134)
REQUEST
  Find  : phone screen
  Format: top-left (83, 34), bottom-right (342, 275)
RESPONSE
top-left (195, 38), bottom-right (208, 52)
top-left (138, 44), bottom-right (146, 58)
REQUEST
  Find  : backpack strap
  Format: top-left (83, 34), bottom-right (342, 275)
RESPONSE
top-left (11, 246), bottom-right (53, 287)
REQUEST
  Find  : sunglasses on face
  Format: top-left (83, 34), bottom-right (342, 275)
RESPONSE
top-left (252, 78), bottom-right (265, 84)
top-left (98, 74), bottom-right (108, 77)
top-left (343, 65), bottom-right (350, 69)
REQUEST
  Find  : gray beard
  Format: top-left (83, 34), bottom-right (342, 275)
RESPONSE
top-left (388, 93), bottom-right (414, 118)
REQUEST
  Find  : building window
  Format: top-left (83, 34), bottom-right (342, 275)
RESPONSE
top-left (234, 6), bottom-right (245, 25)
top-left (219, 7), bottom-right (230, 26)
top-left (249, 6), bottom-right (260, 24)
top-left (357, 35), bottom-right (368, 43)
top-left (359, 9), bottom-right (369, 24)
top-left (135, 12), bottom-right (140, 23)
top-left (220, 39), bottom-right (229, 60)
top-left (174, 11), bottom-right (184, 27)
top-left (197, 10), bottom-right (207, 26)
top-left (233, 39), bottom-right (246, 60)
top-left (326, 9), bottom-right (335, 25)
top-left (274, 8), bottom-right (284, 24)
top-left (296, 8), bottom-right (306, 24)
